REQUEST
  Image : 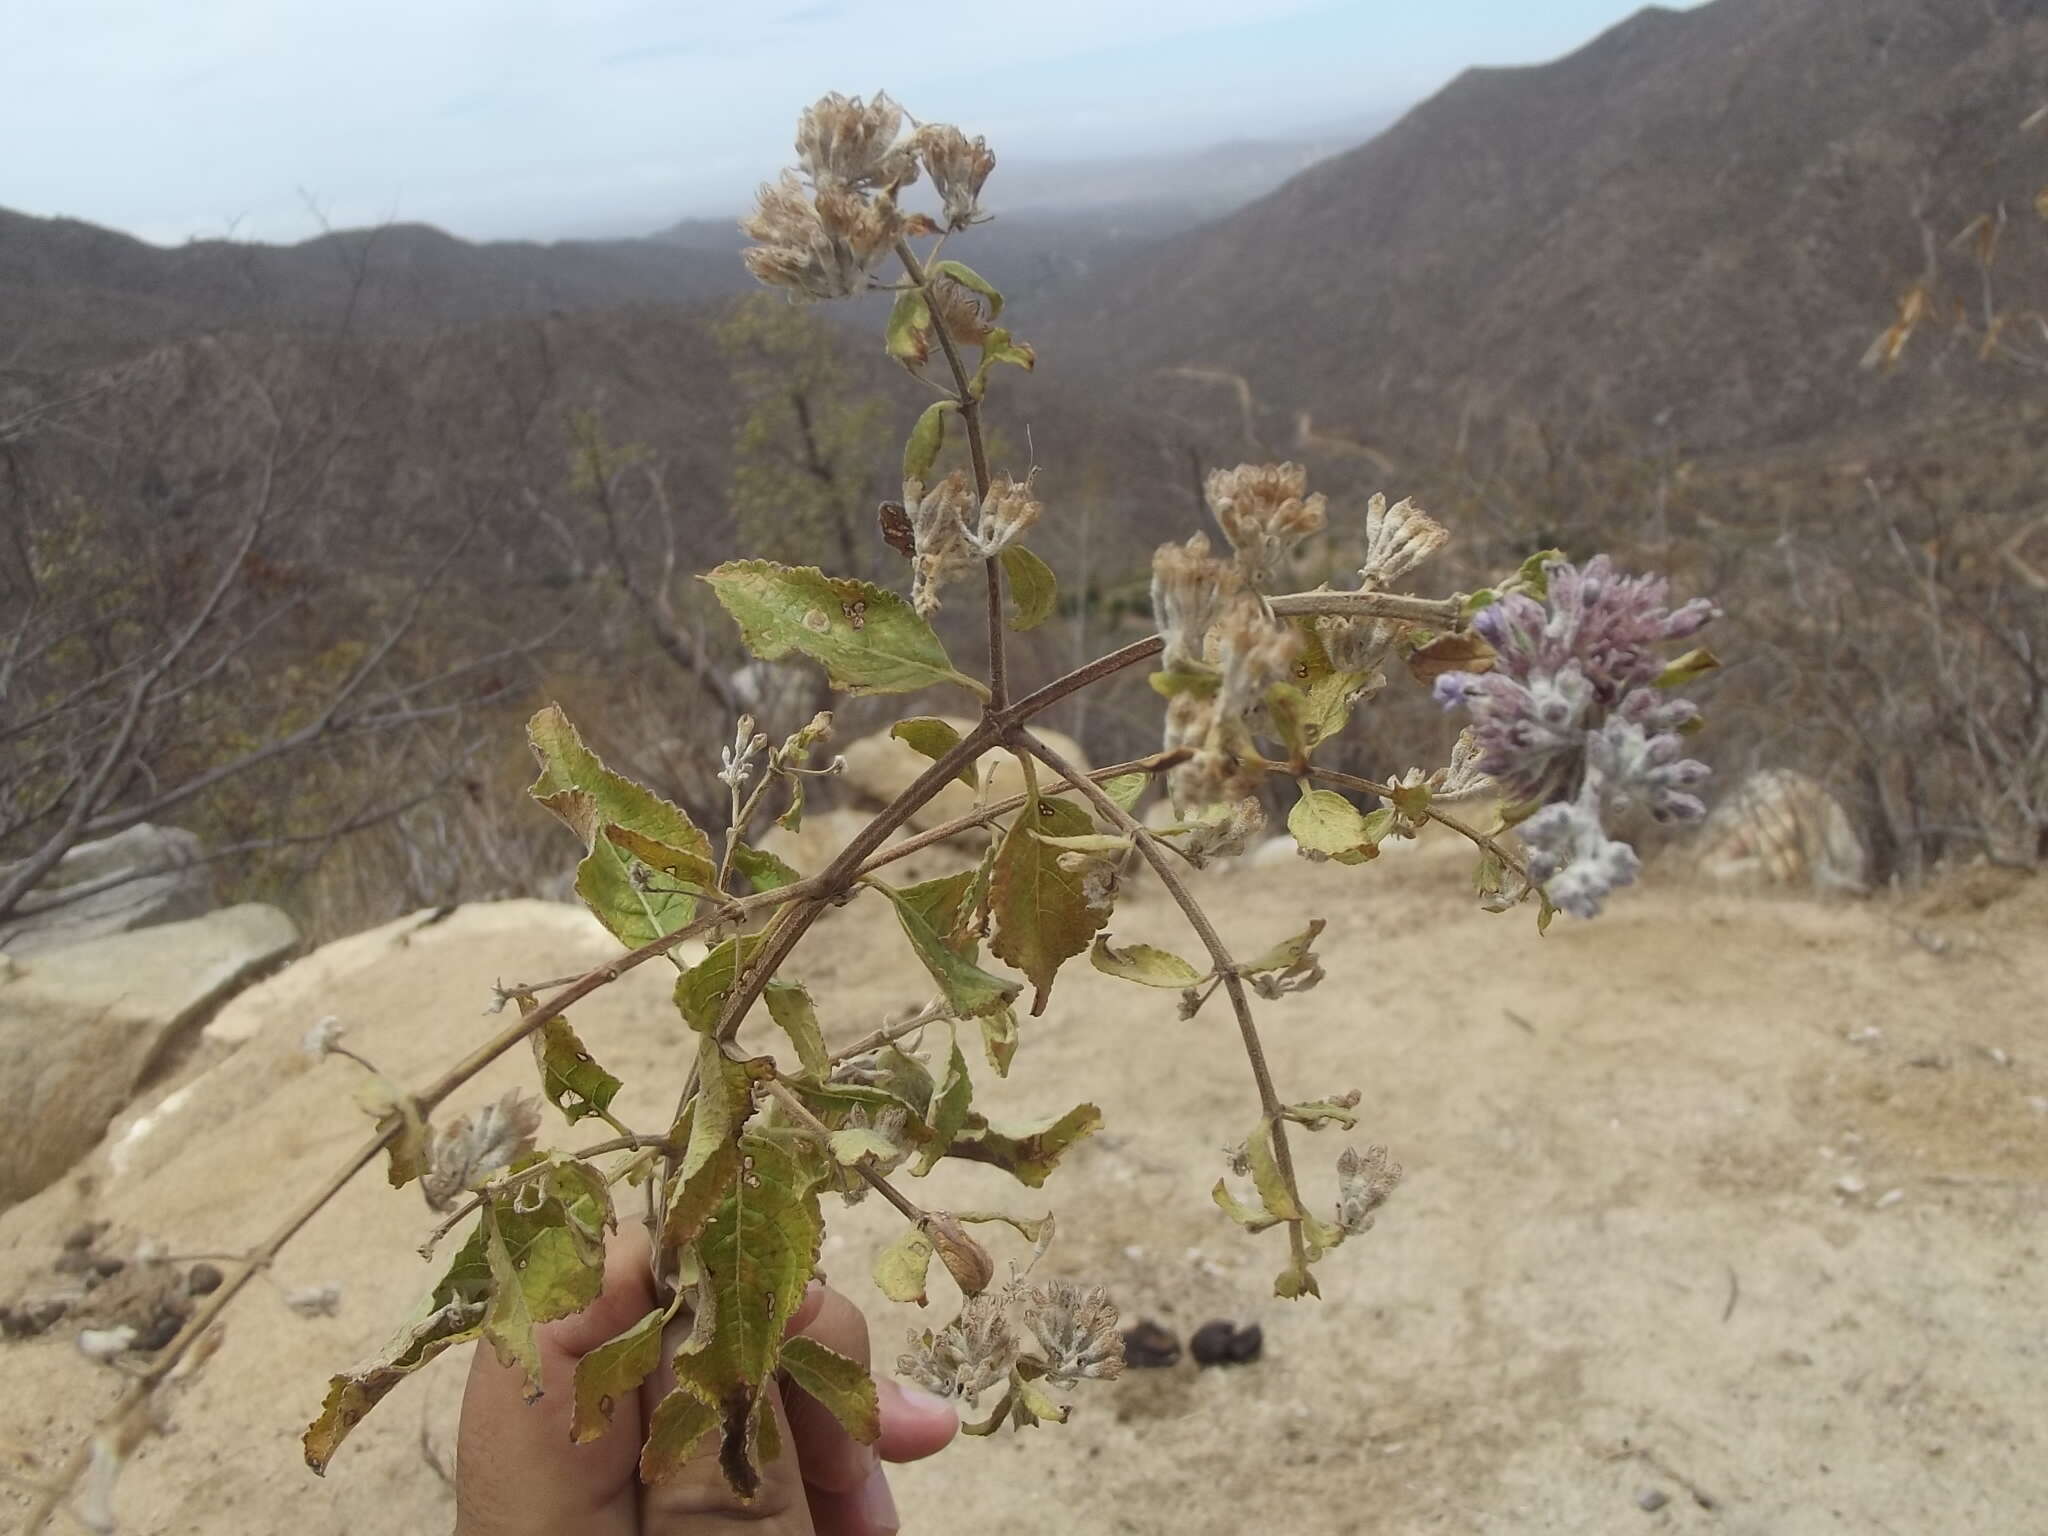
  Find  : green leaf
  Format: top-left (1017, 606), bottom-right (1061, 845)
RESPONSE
top-left (1282, 1094), bottom-right (1361, 1131)
top-left (639, 1386), bottom-right (721, 1485)
top-left (1212, 1179), bottom-right (1283, 1233)
top-left (304, 1223), bottom-right (493, 1473)
top-left (1288, 789), bottom-right (1384, 865)
top-left (674, 933), bottom-right (771, 1033)
top-left (480, 1161), bottom-right (614, 1401)
top-left (872, 878), bottom-right (1020, 1020)
top-left (934, 259), bottom-right (1003, 319)
top-left (946, 1103), bottom-right (1102, 1188)
top-left (529, 1015), bottom-right (622, 1126)
top-left (1148, 666), bottom-right (1220, 699)
top-left (999, 545), bottom-right (1057, 631)
top-left (763, 980), bottom-right (831, 1079)
top-left (980, 327), bottom-right (1035, 370)
top-left (1101, 774), bottom-right (1148, 814)
top-left (895, 868), bottom-right (977, 946)
top-left (979, 1005), bottom-right (1018, 1078)
top-left (889, 717), bottom-right (977, 788)
top-left (1090, 935), bottom-right (1206, 989)
top-left (661, 1037), bottom-right (760, 1255)
top-left (528, 705), bottom-right (716, 947)
top-left (990, 797), bottom-right (1114, 1015)
top-left (730, 842), bottom-right (802, 894)
top-left (902, 401), bottom-right (954, 484)
top-left (1247, 1120), bottom-right (1302, 1223)
top-left (829, 1126), bottom-right (903, 1165)
top-left (1509, 547), bottom-right (1565, 599)
top-left (1244, 919), bottom-right (1326, 976)
top-left (779, 1335), bottom-right (881, 1444)
top-left (674, 1131), bottom-right (826, 1499)
top-left (885, 289), bottom-right (931, 369)
top-left (914, 1025), bottom-right (975, 1175)
top-left (1656, 647), bottom-right (1722, 689)
top-left (702, 561), bottom-right (980, 699)
top-left (572, 1307), bottom-right (670, 1444)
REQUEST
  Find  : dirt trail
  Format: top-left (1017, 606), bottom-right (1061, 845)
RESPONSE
top-left (2, 850), bottom-right (2043, 1535)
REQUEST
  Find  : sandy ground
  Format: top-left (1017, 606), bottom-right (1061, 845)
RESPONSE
top-left (1, 845), bottom-right (2044, 1535)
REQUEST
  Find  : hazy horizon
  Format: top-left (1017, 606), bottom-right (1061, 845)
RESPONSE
top-left (4, 0), bottom-right (1707, 249)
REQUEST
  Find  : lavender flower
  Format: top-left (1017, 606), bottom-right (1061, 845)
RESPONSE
top-left (1434, 555), bottom-right (1716, 917)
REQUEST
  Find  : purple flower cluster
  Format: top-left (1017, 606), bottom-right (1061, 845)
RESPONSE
top-left (1434, 556), bottom-right (1718, 918)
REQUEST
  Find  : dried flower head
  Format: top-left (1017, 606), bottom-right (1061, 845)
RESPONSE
top-left (902, 469), bottom-right (979, 615)
top-left (899, 1294), bottom-right (1017, 1406)
top-left (1249, 949), bottom-right (1325, 1000)
top-left (966, 471), bottom-right (1041, 558)
top-left (421, 1091), bottom-right (543, 1212)
top-left (1176, 796), bottom-right (1266, 867)
top-left (302, 1015), bottom-right (344, 1061)
top-left (1205, 462), bottom-right (1328, 590)
top-left (1358, 494), bottom-right (1448, 590)
top-left (1023, 1280), bottom-right (1124, 1386)
top-left (1336, 1144), bottom-right (1403, 1235)
top-left (741, 171), bottom-right (898, 301)
top-left (795, 91), bottom-right (915, 190)
top-left (916, 123), bottom-right (996, 230)
top-left (1151, 532), bottom-right (1241, 670)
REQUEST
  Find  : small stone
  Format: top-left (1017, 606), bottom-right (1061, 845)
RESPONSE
top-left (1190, 1320), bottom-right (1263, 1367)
top-left (90, 1255), bottom-right (126, 1278)
top-left (1, 1301), bottom-right (70, 1340)
top-left (62, 1222), bottom-right (104, 1252)
top-left (1874, 1188), bottom-right (1905, 1210)
top-left (1833, 1175), bottom-right (1866, 1197)
top-left (187, 1263), bottom-right (225, 1296)
top-left (1636, 1486), bottom-right (1670, 1513)
top-left (131, 1310), bottom-right (184, 1353)
top-left (1121, 1320), bottom-right (1181, 1369)
top-left (52, 1249), bottom-right (94, 1276)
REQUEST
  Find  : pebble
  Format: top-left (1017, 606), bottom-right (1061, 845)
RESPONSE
top-left (1190, 1319), bottom-right (1263, 1366)
top-left (1121, 1319), bottom-right (1181, 1369)
top-left (187, 1263), bottom-right (225, 1296)
top-left (1636, 1487), bottom-right (1670, 1513)
top-left (1833, 1174), bottom-right (1866, 1197)
top-left (1874, 1188), bottom-right (1905, 1210)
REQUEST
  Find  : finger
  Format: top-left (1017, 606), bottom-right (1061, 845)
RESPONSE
top-left (805, 1468), bottom-right (899, 1536)
top-left (872, 1377), bottom-right (959, 1464)
top-left (638, 1316), bottom-right (815, 1535)
top-left (455, 1226), bottom-right (657, 1536)
top-left (781, 1284), bottom-right (878, 1497)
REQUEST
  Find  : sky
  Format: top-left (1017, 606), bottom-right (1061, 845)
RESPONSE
top-left (1, 0), bottom-right (1705, 248)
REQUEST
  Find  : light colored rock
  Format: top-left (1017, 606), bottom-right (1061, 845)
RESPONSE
top-left (1692, 769), bottom-right (1870, 895)
top-left (0, 903), bottom-right (298, 1208)
top-left (0, 824), bottom-right (214, 958)
top-left (839, 720), bottom-right (1091, 842)
top-left (754, 807), bottom-right (959, 888)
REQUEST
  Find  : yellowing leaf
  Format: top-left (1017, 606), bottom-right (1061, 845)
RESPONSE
top-left (702, 561), bottom-right (980, 698)
top-left (872, 877), bottom-right (1020, 1020)
top-left (1212, 1179), bottom-right (1283, 1233)
top-left (480, 1162), bottom-right (613, 1401)
top-left (639, 1386), bottom-right (720, 1485)
top-left (763, 980), bottom-right (831, 1079)
top-left (779, 1336), bottom-right (881, 1445)
top-left (947, 1103), bottom-right (1102, 1188)
top-left (933, 259), bottom-right (1003, 319)
top-left (1289, 789), bottom-right (1384, 864)
top-left (1101, 773), bottom-right (1148, 814)
top-left (1090, 935), bottom-right (1206, 989)
top-left (913, 1025), bottom-right (975, 1175)
top-left (661, 1036), bottom-right (761, 1257)
top-left (1000, 545), bottom-right (1057, 631)
top-left (902, 400), bottom-right (954, 483)
top-left (889, 717), bottom-right (977, 788)
top-left (528, 1013), bottom-right (622, 1126)
top-left (729, 842), bottom-right (802, 893)
top-left (874, 1226), bottom-right (936, 1305)
top-left (572, 1307), bottom-right (669, 1444)
top-left (528, 705), bottom-right (715, 946)
top-left (1655, 647), bottom-right (1722, 689)
top-left (979, 1004), bottom-right (1018, 1077)
top-left (1244, 919), bottom-right (1326, 976)
top-left (1247, 1120), bottom-right (1302, 1223)
top-left (675, 933), bottom-right (771, 1033)
top-left (990, 797), bottom-right (1113, 1015)
top-left (885, 289), bottom-right (931, 369)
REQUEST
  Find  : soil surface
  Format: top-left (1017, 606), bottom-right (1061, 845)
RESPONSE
top-left (2, 847), bottom-right (2043, 1535)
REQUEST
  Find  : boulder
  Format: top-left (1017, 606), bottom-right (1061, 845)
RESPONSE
top-left (1691, 769), bottom-right (1870, 895)
top-left (840, 720), bottom-right (1092, 842)
top-left (0, 903), bottom-right (298, 1209)
top-left (0, 824), bottom-right (214, 958)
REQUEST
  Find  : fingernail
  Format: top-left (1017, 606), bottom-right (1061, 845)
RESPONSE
top-left (858, 1465), bottom-right (899, 1534)
top-left (895, 1383), bottom-right (955, 1417)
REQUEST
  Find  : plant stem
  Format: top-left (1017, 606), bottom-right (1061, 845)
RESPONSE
top-left (1015, 729), bottom-right (1313, 1278)
top-left (764, 1078), bottom-right (927, 1226)
top-left (894, 236), bottom-right (1006, 710)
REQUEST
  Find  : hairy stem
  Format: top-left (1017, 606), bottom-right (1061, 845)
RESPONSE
top-left (1014, 730), bottom-right (1312, 1278)
top-left (894, 236), bottom-right (1006, 709)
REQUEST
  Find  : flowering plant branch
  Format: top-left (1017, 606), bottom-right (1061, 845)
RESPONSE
top-left (24, 90), bottom-right (1722, 1531)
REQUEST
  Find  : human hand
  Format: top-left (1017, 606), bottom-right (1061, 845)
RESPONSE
top-left (454, 1229), bottom-right (958, 1534)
